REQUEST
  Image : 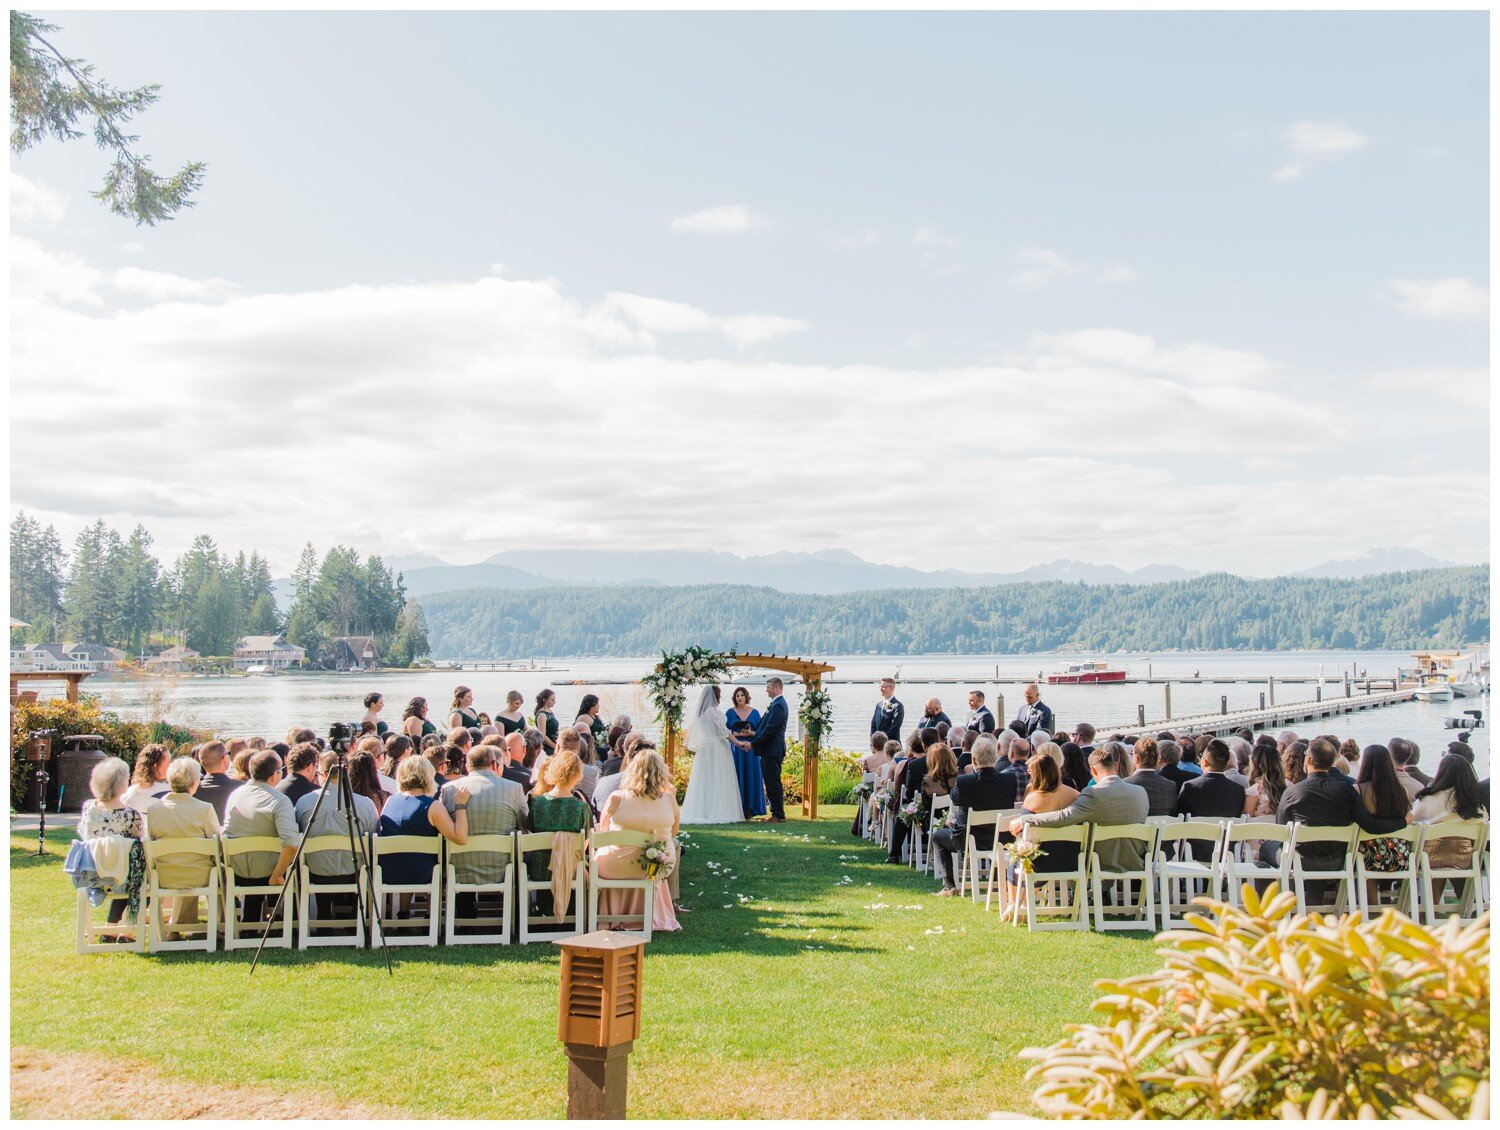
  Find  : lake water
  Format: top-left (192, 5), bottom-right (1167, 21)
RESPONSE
top-left (84, 649), bottom-right (1489, 775)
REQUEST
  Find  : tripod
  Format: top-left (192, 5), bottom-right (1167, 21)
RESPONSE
top-left (250, 747), bottom-right (392, 975)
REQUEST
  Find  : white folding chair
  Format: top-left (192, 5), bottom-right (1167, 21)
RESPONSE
top-left (144, 836), bottom-right (221, 953)
top-left (958, 809), bottom-right (998, 902)
top-left (1011, 824), bottom-right (1091, 932)
top-left (1156, 820), bottom-right (1228, 929)
top-left (76, 885), bottom-right (146, 955)
top-left (1145, 814), bottom-right (1184, 826)
top-left (927, 795), bottom-right (953, 878)
top-left (1222, 821), bottom-right (1292, 907)
top-left (1418, 819), bottom-right (1488, 925)
top-left (1353, 825), bottom-right (1424, 920)
top-left (981, 808), bottom-right (1029, 913)
top-left (371, 835), bottom-right (444, 947)
top-left (297, 834), bottom-right (369, 949)
top-left (1288, 824), bottom-right (1358, 916)
top-left (222, 836), bottom-right (296, 951)
top-left (587, 829), bottom-right (656, 940)
top-left (444, 834), bottom-right (515, 945)
top-left (517, 831), bottom-right (588, 942)
top-left (1089, 823), bottom-right (1159, 933)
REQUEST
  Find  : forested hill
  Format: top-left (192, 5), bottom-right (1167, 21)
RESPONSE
top-left (421, 566), bottom-right (1489, 657)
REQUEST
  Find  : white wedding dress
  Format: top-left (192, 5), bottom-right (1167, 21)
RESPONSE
top-left (678, 687), bottom-right (747, 824)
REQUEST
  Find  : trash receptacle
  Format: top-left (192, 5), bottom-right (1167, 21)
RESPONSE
top-left (54, 735), bottom-right (106, 812)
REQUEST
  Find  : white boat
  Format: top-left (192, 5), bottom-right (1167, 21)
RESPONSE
top-left (1451, 676), bottom-right (1487, 698)
top-left (244, 664), bottom-right (275, 677)
top-left (1413, 683), bottom-right (1454, 702)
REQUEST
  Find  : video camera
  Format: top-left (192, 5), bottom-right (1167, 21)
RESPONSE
top-left (327, 721), bottom-right (356, 752)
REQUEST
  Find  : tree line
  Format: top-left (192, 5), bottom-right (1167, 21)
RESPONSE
top-left (419, 567), bottom-right (1490, 657)
top-left (9, 514), bottom-right (429, 665)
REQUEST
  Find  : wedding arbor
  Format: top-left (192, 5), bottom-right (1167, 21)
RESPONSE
top-left (648, 649), bottom-right (836, 819)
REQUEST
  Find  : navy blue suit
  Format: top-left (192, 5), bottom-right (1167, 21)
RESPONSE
top-left (871, 698), bottom-right (904, 741)
top-left (751, 695), bottom-right (789, 819)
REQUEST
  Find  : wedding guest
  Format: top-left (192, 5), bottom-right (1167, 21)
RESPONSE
top-left (1004, 753), bottom-right (1080, 906)
top-left (1225, 738), bottom-right (1252, 786)
top-left (229, 745), bottom-right (254, 781)
top-left (1158, 740), bottom-right (1196, 789)
top-left (122, 744), bottom-right (171, 812)
top-left (932, 736), bottom-right (1014, 896)
top-left (144, 757), bottom-right (222, 937)
top-left (594, 736), bottom-right (651, 810)
top-left (382, 733), bottom-right (414, 781)
top-left (1073, 722), bottom-right (1096, 755)
top-left (348, 749), bottom-right (390, 813)
top-left (296, 751), bottom-right (380, 920)
top-left (448, 686), bottom-right (481, 731)
top-left (285, 726), bottom-right (317, 746)
top-left (575, 694), bottom-right (609, 759)
top-left (1282, 741), bottom-right (1309, 786)
top-left (80, 757), bottom-right (146, 932)
top-left (1013, 683), bottom-right (1055, 738)
top-left (1353, 743), bottom-right (1414, 877)
top-left (377, 755), bottom-right (468, 888)
top-left (1124, 739), bottom-right (1177, 817)
top-left (955, 729), bottom-right (979, 771)
top-left (193, 741), bottom-right (243, 822)
top-left (535, 689), bottom-right (560, 755)
top-left (1413, 754), bottom-right (1487, 902)
top-left (966, 690), bottom-right (997, 735)
top-left (1175, 741), bottom-right (1246, 857)
top-left (503, 731), bottom-right (536, 791)
top-left (495, 691), bottom-right (527, 735)
top-left (919, 698), bottom-right (951, 732)
top-left (277, 741), bottom-right (321, 805)
top-left (1058, 742), bottom-right (1091, 792)
top-left (1012, 746), bottom-right (1150, 878)
top-left (362, 692), bottom-right (389, 736)
top-left (596, 751), bottom-right (681, 932)
top-left (521, 727), bottom-right (544, 771)
top-left (871, 678), bottom-right (904, 742)
top-left (438, 747), bottom-right (527, 912)
top-left (403, 697), bottom-right (436, 742)
top-left (1274, 739), bottom-right (1404, 871)
top-left (1242, 743), bottom-right (1287, 820)
top-left (355, 735), bottom-right (400, 797)
top-left (1389, 737), bottom-right (1432, 787)
top-left (526, 748), bottom-right (593, 918)
top-left (888, 741), bottom-right (958, 864)
top-left (1002, 738), bottom-right (1032, 794)
top-left (223, 750), bottom-right (299, 923)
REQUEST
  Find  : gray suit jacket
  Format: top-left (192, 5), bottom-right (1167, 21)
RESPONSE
top-left (440, 769), bottom-right (528, 883)
top-left (1020, 776), bottom-right (1151, 871)
top-left (1126, 770), bottom-right (1179, 818)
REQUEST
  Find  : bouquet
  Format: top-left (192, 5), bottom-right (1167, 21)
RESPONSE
top-left (896, 796), bottom-right (925, 826)
top-left (1004, 838), bottom-right (1047, 874)
top-left (638, 837), bottom-right (676, 881)
top-left (852, 781), bottom-right (874, 802)
top-left (872, 785), bottom-right (895, 813)
top-left (798, 685), bottom-right (834, 744)
top-left (931, 807), bottom-right (951, 830)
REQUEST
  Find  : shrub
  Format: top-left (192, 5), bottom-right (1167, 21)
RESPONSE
top-left (781, 741), bottom-right (861, 806)
top-left (1022, 883), bottom-right (1489, 1119)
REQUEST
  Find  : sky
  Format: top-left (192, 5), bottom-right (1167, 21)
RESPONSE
top-left (9, 10), bottom-right (1491, 578)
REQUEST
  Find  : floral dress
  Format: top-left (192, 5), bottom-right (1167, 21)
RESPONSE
top-left (1358, 789), bottom-right (1412, 872)
top-left (78, 800), bottom-right (146, 918)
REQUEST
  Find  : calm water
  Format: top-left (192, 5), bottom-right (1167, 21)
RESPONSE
top-left (83, 649), bottom-right (1490, 775)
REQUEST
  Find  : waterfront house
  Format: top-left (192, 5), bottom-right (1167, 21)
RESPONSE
top-left (232, 634), bottom-right (307, 670)
top-left (145, 645), bottom-right (201, 671)
top-left (11, 641), bottom-right (125, 673)
top-left (329, 635), bottom-right (382, 671)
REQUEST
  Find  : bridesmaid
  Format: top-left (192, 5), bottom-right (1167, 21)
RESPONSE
top-left (449, 685), bottom-right (481, 731)
top-left (403, 697), bottom-right (436, 742)
top-left (725, 686), bottom-right (766, 820)
top-left (495, 691), bottom-right (527, 736)
top-left (575, 694), bottom-right (609, 759)
top-left (534, 688), bottom-right (561, 755)
top-left (362, 692), bottom-right (390, 736)
top-left (596, 752), bottom-right (681, 932)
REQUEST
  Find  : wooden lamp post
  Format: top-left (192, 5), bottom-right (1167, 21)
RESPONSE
top-left (555, 930), bottom-right (646, 1119)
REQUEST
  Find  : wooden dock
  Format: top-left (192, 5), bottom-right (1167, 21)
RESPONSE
top-left (1105, 688), bottom-right (1416, 739)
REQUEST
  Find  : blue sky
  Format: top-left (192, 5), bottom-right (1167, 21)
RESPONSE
top-left (10, 10), bottom-right (1490, 575)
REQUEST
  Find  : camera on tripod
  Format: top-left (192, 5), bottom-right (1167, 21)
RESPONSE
top-left (327, 721), bottom-right (356, 752)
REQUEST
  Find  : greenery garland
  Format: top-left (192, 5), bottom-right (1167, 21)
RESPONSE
top-left (641, 645), bottom-right (733, 731)
top-left (799, 684), bottom-right (833, 744)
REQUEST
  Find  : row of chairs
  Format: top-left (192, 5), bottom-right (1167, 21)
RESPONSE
top-left (77, 829), bottom-right (661, 955)
top-left (860, 792), bottom-right (1489, 932)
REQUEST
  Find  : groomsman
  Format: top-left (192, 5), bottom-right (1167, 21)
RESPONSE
top-left (918, 698), bottom-right (951, 732)
top-left (870, 677), bottom-right (904, 742)
top-left (1013, 683), bottom-right (1055, 738)
top-left (965, 690), bottom-right (996, 735)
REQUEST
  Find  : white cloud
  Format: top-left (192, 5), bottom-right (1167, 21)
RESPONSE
top-left (118, 241), bottom-right (146, 254)
top-left (1273, 120), bottom-right (1368, 182)
top-left (1006, 248), bottom-right (1136, 291)
top-left (1381, 277), bottom-right (1488, 322)
top-left (669, 204), bottom-right (773, 236)
top-left (10, 236), bottom-right (103, 306)
top-left (599, 292), bottom-right (810, 348)
top-left (112, 267), bottom-right (238, 302)
top-left (10, 173), bottom-right (66, 225)
top-left (1026, 328), bottom-right (1274, 386)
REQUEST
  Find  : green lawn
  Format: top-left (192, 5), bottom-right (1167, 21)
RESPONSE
top-left (11, 807), bottom-right (1163, 1118)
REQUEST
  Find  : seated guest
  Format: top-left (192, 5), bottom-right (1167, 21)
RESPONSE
top-left (525, 748), bottom-right (593, 918)
top-left (1339, 739), bottom-right (1361, 776)
top-left (347, 748), bottom-right (390, 814)
top-left (448, 726), bottom-right (473, 758)
top-left (1242, 742), bottom-right (1287, 820)
top-left (1282, 741), bottom-right (1309, 786)
top-left (286, 726), bottom-right (317, 746)
top-left (1002, 738), bottom-right (1032, 794)
top-left (1389, 737), bottom-right (1432, 788)
top-left (594, 736), bottom-right (650, 810)
top-left (354, 735), bottom-right (399, 796)
top-left (438, 745), bottom-right (529, 889)
top-left (1124, 738), bottom-right (1177, 817)
top-left (887, 741), bottom-right (956, 864)
top-left (223, 749), bottom-right (300, 922)
top-left (377, 754), bottom-right (468, 889)
top-left (1225, 738), bottom-right (1252, 786)
top-left (1057, 742), bottom-right (1090, 792)
top-left (144, 757), bottom-right (222, 937)
top-left (79, 757), bottom-right (146, 932)
top-left (1178, 738), bottom-right (1206, 777)
top-left (230, 746), bottom-right (255, 782)
top-left (521, 727), bottom-right (545, 772)
top-left (1175, 740), bottom-right (1247, 857)
top-left (1412, 754), bottom-right (1487, 900)
top-left (1073, 722), bottom-right (1096, 756)
top-left (1158, 740), bottom-right (1196, 789)
top-left (862, 732), bottom-right (892, 780)
top-left (193, 740), bottom-right (243, 822)
top-left (1034, 740), bottom-right (1063, 774)
top-left (932, 736), bottom-right (1015, 896)
top-left (1010, 746), bottom-right (1150, 871)
top-left (122, 744), bottom-right (171, 812)
top-left (444, 744), bottom-right (467, 783)
top-left (1004, 753), bottom-right (1080, 906)
top-left (277, 741), bottom-right (320, 805)
top-left (571, 730), bottom-right (600, 797)
top-left (1353, 743), bottom-right (1413, 878)
top-left (1274, 738), bottom-right (1405, 871)
top-left (382, 733), bottom-right (414, 783)
top-left (596, 751), bottom-right (681, 932)
top-left (504, 731), bottom-right (538, 791)
top-left (295, 751), bottom-right (381, 919)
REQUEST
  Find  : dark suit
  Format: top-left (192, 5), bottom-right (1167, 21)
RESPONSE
top-left (1125, 769), bottom-right (1178, 818)
top-left (1276, 772), bottom-right (1403, 869)
top-left (751, 695), bottom-right (789, 819)
top-left (276, 773), bottom-right (318, 807)
top-left (1159, 763), bottom-right (1197, 790)
top-left (967, 707), bottom-right (997, 734)
top-left (502, 764), bottom-right (533, 793)
top-left (195, 771), bottom-right (243, 822)
top-left (931, 767), bottom-right (1016, 889)
top-left (1175, 772), bottom-right (1247, 860)
top-left (917, 711), bottom-right (952, 733)
top-left (871, 698), bottom-right (904, 741)
top-left (599, 755), bottom-right (623, 778)
top-left (1014, 700), bottom-right (1055, 738)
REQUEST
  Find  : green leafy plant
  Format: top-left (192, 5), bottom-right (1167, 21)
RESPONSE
top-left (1022, 883), bottom-right (1489, 1119)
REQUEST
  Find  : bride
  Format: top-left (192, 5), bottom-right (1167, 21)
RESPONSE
top-left (678, 686), bottom-right (747, 824)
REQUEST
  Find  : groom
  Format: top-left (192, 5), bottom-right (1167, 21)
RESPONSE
top-left (749, 677), bottom-right (788, 823)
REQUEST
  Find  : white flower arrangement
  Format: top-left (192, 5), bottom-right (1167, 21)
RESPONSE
top-left (641, 645), bottom-right (733, 730)
top-left (798, 685), bottom-right (833, 744)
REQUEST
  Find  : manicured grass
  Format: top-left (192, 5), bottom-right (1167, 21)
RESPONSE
top-left (10, 808), bottom-right (1164, 1118)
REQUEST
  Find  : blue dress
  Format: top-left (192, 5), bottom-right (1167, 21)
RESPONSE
top-left (726, 707), bottom-right (767, 819)
top-left (377, 793), bottom-right (439, 884)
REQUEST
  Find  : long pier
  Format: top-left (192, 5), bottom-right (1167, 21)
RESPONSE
top-left (1105, 688), bottom-right (1416, 739)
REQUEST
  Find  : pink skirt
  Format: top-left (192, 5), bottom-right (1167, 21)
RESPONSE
top-left (596, 845), bottom-right (681, 933)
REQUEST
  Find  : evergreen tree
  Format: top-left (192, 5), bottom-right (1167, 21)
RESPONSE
top-left (389, 599), bottom-right (431, 667)
top-left (9, 512), bottom-right (66, 639)
top-left (63, 520), bottom-right (115, 643)
top-left (114, 524), bottom-right (161, 653)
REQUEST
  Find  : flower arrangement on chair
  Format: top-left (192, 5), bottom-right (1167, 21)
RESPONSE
top-left (896, 796), bottom-right (925, 826)
top-left (1004, 838), bottom-right (1047, 874)
top-left (638, 837), bottom-right (676, 881)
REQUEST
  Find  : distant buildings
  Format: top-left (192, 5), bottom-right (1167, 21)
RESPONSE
top-left (144, 645), bottom-right (200, 671)
top-left (10, 641), bottom-right (128, 673)
top-left (232, 634), bottom-right (307, 670)
top-left (329, 635), bottom-right (382, 671)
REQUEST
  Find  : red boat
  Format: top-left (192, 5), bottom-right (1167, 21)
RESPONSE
top-left (1047, 662), bottom-right (1127, 685)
